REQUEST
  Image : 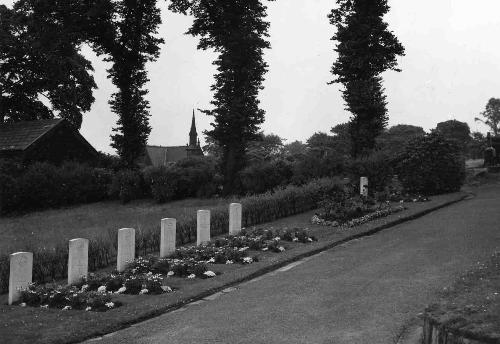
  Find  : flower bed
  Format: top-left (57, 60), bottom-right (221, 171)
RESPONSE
top-left (312, 205), bottom-right (406, 227)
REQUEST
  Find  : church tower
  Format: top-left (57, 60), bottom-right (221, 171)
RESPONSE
top-left (189, 109), bottom-right (199, 147)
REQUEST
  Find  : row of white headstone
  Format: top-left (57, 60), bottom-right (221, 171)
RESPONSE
top-left (7, 203), bottom-right (243, 305)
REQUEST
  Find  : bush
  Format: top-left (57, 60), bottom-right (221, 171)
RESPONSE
top-left (143, 166), bottom-right (177, 203)
top-left (109, 169), bottom-right (145, 203)
top-left (240, 159), bottom-right (293, 194)
top-left (397, 133), bottom-right (465, 195)
top-left (347, 151), bottom-right (394, 193)
top-left (0, 160), bottom-right (112, 213)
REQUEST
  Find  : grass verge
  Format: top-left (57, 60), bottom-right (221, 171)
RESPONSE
top-left (425, 251), bottom-right (500, 342)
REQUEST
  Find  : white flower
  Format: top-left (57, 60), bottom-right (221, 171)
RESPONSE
top-left (225, 260), bottom-right (234, 264)
top-left (62, 306), bottom-right (72, 311)
top-left (97, 286), bottom-right (107, 293)
top-left (399, 200), bottom-right (404, 203)
top-left (238, 247), bottom-right (249, 252)
top-left (207, 258), bottom-right (215, 263)
top-left (278, 246), bottom-right (285, 252)
top-left (105, 302), bottom-right (115, 308)
top-left (40, 305), bottom-right (49, 309)
top-left (261, 247), bottom-right (268, 251)
top-left (161, 286), bottom-right (173, 293)
top-left (167, 271), bottom-right (175, 277)
top-left (187, 274), bottom-right (196, 279)
top-left (85, 306), bottom-right (92, 311)
top-left (20, 303), bottom-right (26, 307)
top-left (307, 237), bottom-right (313, 242)
top-left (116, 286), bottom-right (127, 294)
top-left (203, 271), bottom-right (216, 278)
top-left (80, 284), bottom-right (89, 292)
top-left (243, 257), bottom-right (253, 264)
top-left (274, 237), bottom-right (281, 241)
top-left (292, 237), bottom-right (299, 242)
top-left (139, 289), bottom-right (149, 295)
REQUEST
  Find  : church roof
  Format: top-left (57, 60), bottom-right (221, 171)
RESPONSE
top-left (0, 119), bottom-right (63, 151)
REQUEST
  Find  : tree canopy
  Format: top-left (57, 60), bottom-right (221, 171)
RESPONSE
top-left (329, 0), bottom-right (405, 158)
top-left (0, 0), bottom-right (113, 128)
top-left (169, 0), bottom-right (272, 195)
top-left (476, 98), bottom-right (500, 136)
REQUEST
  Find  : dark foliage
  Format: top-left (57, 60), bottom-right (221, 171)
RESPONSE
top-left (329, 0), bottom-right (405, 157)
top-left (348, 151), bottom-right (394, 193)
top-left (240, 159), bottom-right (293, 194)
top-left (397, 133), bottom-right (466, 195)
top-left (0, 0), bottom-right (114, 128)
top-left (105, 0), bottom-right (164, 166)
top-left (108, 168), bottom-right (146, 203)
top-left (169, 0), bottom-right (272, 194)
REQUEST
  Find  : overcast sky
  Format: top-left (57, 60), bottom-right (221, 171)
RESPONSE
top-left (5, 0), bottom-right (500, 153)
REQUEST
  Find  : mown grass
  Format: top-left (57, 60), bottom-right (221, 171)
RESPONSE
top-left (0, 197), bottom-right (231, 255)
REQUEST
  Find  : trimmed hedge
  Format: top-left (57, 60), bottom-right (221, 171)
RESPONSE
top-left (0, 177), bottom-right (341, 294)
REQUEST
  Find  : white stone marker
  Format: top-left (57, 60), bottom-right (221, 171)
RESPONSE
top-left (197, 210), bottom-right (211, 246)
top-left (68, 238), bottom-right (89, 285)
top-left (8, 252), bottom-right (33, 305)
top-left (117, 228), bottom-right (135, 272)
top-left (360, 177), bottom-right (369, 197)
top-left (160, 218), bottom-right (176, 258)
top-left (229, 203), bottom-right (242, 235)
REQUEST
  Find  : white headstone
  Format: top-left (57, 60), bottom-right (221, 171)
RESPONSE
top-left (8, 252), bottom-right (33, 305)
top-left (360, 177), bottom-right (369, 197)
top-left (197, 210), bottom-right (211, 246)
top-left (160, 218), bottom-right (176, 258)
top-left (229, 203), bottom-right (242, 235)
top-left (68, 238), bottom-right (89, 285)
top-left (117, 228), bottom-right (135, 272)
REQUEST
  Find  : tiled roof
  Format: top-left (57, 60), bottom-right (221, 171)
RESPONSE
top-left (0, 119), bottom-right (63, 151)
top-left (145, 145), bottom-right (190, 166)
top-left (165, 146), bottom-right (189, 163)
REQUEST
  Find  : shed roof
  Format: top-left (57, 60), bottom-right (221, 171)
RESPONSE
top-left (0, 119), bottom-right (64, 151)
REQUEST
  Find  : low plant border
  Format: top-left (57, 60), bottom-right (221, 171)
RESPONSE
top-left (74, 191), bottom-right (470, 344)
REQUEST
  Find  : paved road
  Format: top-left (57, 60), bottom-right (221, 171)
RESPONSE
top-left (88, 186), bottom-right (500, 344)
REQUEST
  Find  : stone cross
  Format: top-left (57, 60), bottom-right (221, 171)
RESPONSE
top-left (197, 210), bottom-right (211, 246)
top-left (360, 177), bottom-right (369, 197)
top-left (8, 252), bottom-right (33, 305)
top-left (117, 228), bottom-right (135, 272)
top-left (68, 238), bottom-right (89, 285)
top-left (160, 218), bottom-right (176, 258)
top-left (229, 203), bottom-right (242, 235)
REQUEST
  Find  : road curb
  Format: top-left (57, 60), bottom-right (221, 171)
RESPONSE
top-left (78, 193), bottom-right (471, 344)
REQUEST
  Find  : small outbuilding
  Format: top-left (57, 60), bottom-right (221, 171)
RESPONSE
top-left (0, 119), bottom-right (98, 164)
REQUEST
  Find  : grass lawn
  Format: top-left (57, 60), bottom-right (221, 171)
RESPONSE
top-left (425, 251), bottom-right (500, 341)
top-left (0, 197), bottom-right (235, 255)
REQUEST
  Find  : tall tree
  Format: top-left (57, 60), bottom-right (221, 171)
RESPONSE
top-left (475, 98), bottom-right (500, 136)
top-left (434, 120), bottom-right (471, 152)
top-left (329, 0), bottom-right (405, 158)
top-left (169, 0), bottom-right (271, 195)
top-left (0, 0), bottom-right (112, 128)
top-left (105, 0), bottom-right (163, 166)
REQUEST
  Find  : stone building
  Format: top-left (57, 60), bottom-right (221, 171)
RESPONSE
top-left (140, 111), bottom-right (204, 167)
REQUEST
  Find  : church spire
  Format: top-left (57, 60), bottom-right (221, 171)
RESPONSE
top-left (189, 109), bottom-right (198, 147)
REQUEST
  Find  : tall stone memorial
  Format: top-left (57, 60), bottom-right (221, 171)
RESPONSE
top-left (360, 177), bottom-right (369, 197)
top-left (197, 210), bottom-right (211, 246)
top-left (229, 203), bottom-right (242, 235)
top-left (8, 252), bottom-right (33, 305)
top-left (160, 218), bottom-right (176, 258)
top-left (68, 238), bottom-right (89, 285)
top-left (117, 228), bottom-right (135, 272)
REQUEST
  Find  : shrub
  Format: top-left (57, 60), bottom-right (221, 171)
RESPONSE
top-left (347, 151), bottom-right (394, 193)
top-left (174, 157), bottom-right (218, 198)
top-left (240, 159), bottom-right (293, 194)
top-left (397, 133), bottom-right (465, 195)
top-left (142, 166), bottom-right (177, 203)
top-left (109, 169), bottom-right (145, 203)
